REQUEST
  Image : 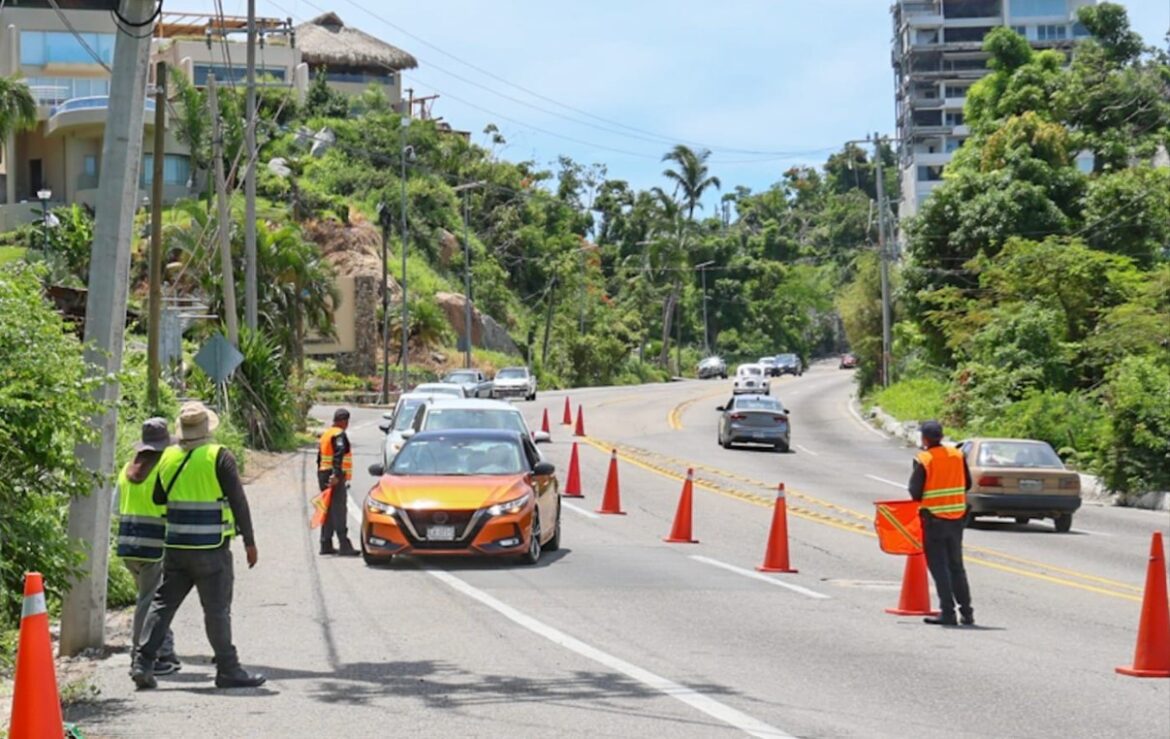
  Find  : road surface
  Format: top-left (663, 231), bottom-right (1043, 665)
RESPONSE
top-left (68, 364), bottom-right (1170, 737)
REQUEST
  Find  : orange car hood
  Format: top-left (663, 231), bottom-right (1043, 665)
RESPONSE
top-left (373, 474), bottom-right (530, 510)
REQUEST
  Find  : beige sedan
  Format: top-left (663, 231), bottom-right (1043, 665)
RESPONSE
top-left (958, 438), bottom-right (1082, 533)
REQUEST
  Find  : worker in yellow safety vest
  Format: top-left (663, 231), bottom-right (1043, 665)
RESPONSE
top-left (908, 420), bottom-right (974, 626)
top-left (318, 408), bottom-right (358, 556)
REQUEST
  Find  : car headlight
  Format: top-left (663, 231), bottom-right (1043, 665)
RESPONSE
top-left (366, 497), bottom-right (398, 516)
top-left (487, 493), bottom-right (531, 517)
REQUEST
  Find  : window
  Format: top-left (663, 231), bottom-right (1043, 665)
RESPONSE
top-left (945, 27), bottom-right (992, 43)
top-left (1072, 22), bottom-right (1090, 38)
top-left (192, 64), bottom-right (286, 85)
top-left (23, 76), bottom-right (110, 105)
top-left (83, 155), bottom-right (97, 177)
top-left (944, 84), bottom-right (970, 98)
top-left (324, 71), bottom-right (395, 86)
top-left (20, 31), bottom-right (115, 67)
top-left (945, 111), bottom-right (965, 126)
top-left (1011, 25), bottom-right (1028, 37)
top-left (945, 138), bottom-right (963, 153)
top-left (942, 0), bottom-right (1001, 19)
top-left (141, 155), bottom-right (191, 187)
top-left (1037, 24), bottom-right (1068, 40)
top-left (1011, 0), bottom-right (1067, 18)
top-left (918, 165), bottom-right (945, 182)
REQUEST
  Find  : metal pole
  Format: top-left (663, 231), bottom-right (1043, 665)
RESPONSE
top-left (873, 132), bottom-right (893, 388)
top-left (695, 260), bottom-right (714, 355)
top-left (147, 62), bottom-right (167, 411)
top-left (463, 190), bottom-right (473, 368)
top-left (209, 75), bottom-right (240, 346)
top-left (379, 204), bottom-right (390, 404)
top-left (60, 0), bottom-right (156, 655)
top-left (400, 120), bottom-right (409, 391)
top-left (40, 196), bottom-right (49, 252)
top-left (243, 0), bottom-right (258, 330)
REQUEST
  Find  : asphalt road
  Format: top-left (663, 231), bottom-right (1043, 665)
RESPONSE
top-left (69, 364), bottom-right (1170, 738)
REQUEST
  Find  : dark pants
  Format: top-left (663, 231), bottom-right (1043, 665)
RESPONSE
top-left (318, 472), bottom-right (349, 547)
top-left (122, 558), bottom-right (175, 660)
top-left (136, 544), bottom-right (239, 674)
top-left (922, 513), bottom-right (973, 616)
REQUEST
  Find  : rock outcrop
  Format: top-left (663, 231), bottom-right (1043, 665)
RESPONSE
top-left (434, 292), bottom-right (520, 357)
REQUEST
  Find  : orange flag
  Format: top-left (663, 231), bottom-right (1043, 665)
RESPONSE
top-left (309, 487), bottom-right (332, 529)
top-left (874, 499), bottom-right (924, 555)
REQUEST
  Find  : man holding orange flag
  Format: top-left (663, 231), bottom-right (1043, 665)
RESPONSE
top-left (908, 420), bottom-right (974, 627)
top-left (317, 408), bottom-right (358, 556)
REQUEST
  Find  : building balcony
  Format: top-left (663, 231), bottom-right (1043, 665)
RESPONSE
top-left (911, 151), bottom-right (952, 167)
top-left (46, 96), bottom-right (157, 136)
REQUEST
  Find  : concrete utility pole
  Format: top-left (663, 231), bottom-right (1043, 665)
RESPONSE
top-left (244, 0), bottom-right (258, 330)
top-left (378, 201), bottom-right (392, 404)
top-left (147, 61), bottom-right (167, 411)
top-left (400, 118), bottom-right (411, 391)
top-left (696, 260), bottom-right (714, 355)
top-left (872, 132), bottom-right (893, 388)
top-left (209, 75), bottom-right (240, 346)
top-left (452, 180), bottom-right (486, 368)
top-left (60, 0), bottom-right (157, 656)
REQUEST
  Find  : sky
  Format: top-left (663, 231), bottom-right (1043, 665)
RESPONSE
top-left (168, 0), bottom-right (1170, 201)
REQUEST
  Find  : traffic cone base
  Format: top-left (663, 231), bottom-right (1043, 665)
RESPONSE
top-left (596, 450), bottom-right (625, 514)
top-left (885, 553), bottom-right (940, 616)
top-left (664, 470), bottom-right (699, 543)
top-left (562, 442), bottom-right (584, 498)
top-left (1115, 532), bottom-right (1170, 678)
top-left (9, 572), bottom-right (65, 739)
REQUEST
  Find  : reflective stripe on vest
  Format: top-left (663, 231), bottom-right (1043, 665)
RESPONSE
top-left (917, 446), bottom-right (967, 520)
top-left (318, 426), bottom-right (353, 480)
top-left (116, 463), bottom-right (166, 561)
top-left (158, 444), bottom-right (236, 549)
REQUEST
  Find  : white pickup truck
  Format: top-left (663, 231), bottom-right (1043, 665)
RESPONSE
top-left (441, 369), bottom-right (494, 398)
top-left (492, 366), bottom-right (537, 401)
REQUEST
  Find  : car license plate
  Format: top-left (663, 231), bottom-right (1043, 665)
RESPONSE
top-left (427, 525), bottom-right (456, 541)
top-left (753, 431), bottom-right (766, 439)
top-left (1019, 479), bottom-right (1043, 492)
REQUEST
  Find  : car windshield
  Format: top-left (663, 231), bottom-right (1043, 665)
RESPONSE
top-left (976, 441), bottom-right (1064, 469)
top-left (759, 357), bottom-right (774, 364)
top-left (735, 396), bottom-right (782, 410)
top-left (444, 371), bottom-right (477, 383)
top-left (700, 357), bottom-right (722, 367)
top-left (422, 408), bottom-right (527, 435)
top-left (739, 366), bottom-right (762, 376)
top-left (497, 368), bottom-right (527, 379)
top-left (777, 354), bottom-right (797, 362)
top-left (392, 399), bottom-right (424, 431)
top-left (415, 385), bottom-right (463, 398)
top-left (390, 437), bottom-right (526, 476)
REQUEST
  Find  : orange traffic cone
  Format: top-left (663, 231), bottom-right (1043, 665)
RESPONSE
top-left (596, 449), bottom-right (626, 515)
top-left (574, 405), bottom-right (587, 437)
top-left (885, 553), bottom-right (940, 616)
top-left (541, 408), bottom-right (551, 435)
top-left (758, 483), bottom-right (797, 573)
top-left (8, 572), bottom-right (64, 739)
top-left (664, 468), bottom-right (699, 543)
top-left (563, 442), bottom-right (584, 498)
top-left (1116, 532), bottom-right (1170, 678)
top-left (562, 397), bottom-right (573, 425)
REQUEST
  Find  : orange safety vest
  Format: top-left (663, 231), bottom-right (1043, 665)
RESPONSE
top-left (318, 427), bottom-right (353, 481)
top-left (917, 445), bottom-right (967, 519)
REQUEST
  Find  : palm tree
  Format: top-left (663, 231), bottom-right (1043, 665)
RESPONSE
top-left (661, 144), bottom-right (721, 221)
top-left (0, 76), bottom-right (37, 145)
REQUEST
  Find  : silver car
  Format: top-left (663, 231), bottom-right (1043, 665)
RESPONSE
top-left (379, 392), bottom-right (446, 465)
top-left (697, 356), bottom-right (728, 379)
top-left (492, 366), bottom-right (537, 401)
top-left (716, 394), bottom-right (791, 452)
top-left (441, 369), bottom-right (494, 398)
top-left (410, 398), bottom-right (551, 450)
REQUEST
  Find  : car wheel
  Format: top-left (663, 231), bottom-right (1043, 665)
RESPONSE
top-left (1053, 513), bottom-right (1073, 533)
top-left (545, 500), bottom-right (561, 552)
top-left (774, 442), bottom-right (789, 453)
top-left (520, 515), bottom-right (542, 565)
top-left (721, 373), bottom-right (728, 379)
top-left (361, 540), bottom-right (390, 567)
top-left (1014, 516), bottom-right (1031, 525)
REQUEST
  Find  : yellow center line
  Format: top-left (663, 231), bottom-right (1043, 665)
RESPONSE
top-left (575, 437), bottom-right (1142, 603)
top-left (668, 385), bottom-right (728, 431)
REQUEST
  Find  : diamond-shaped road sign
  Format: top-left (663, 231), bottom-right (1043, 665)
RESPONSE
top-left (194, 333), bottom-right (244, 384)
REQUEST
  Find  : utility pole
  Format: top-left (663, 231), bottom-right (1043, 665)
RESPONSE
top-left (400, 118), bottom-right (411, 391)
top-left (209, 75), bottom-right (240, 346)
top-left (542, 277), bottom-right (557, 367)
top-left (147, 61), bottom-right (166, 412)
top-left (873, 132), bottom-right (893, 388)
top-left (452, 181), bottom-right (486, 368)
top-left (377, 201), bottom-right (391, 404)
top-left (60, 0), bottom-right (156, 656)
top-left (243, 0), bottom-right (258, 330)
top-left (675, 298), bottom-right (682, 377)
top-left (696, 260), bottom-right (714, 355)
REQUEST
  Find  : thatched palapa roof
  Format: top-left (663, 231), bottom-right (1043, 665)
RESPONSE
top-left (294, 13), bottom-right (418, 72)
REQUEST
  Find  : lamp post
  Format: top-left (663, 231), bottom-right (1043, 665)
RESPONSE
top-left (695, 260), bottom-right (714, 356)
top-left (37, 188), bottom-right (52, 252)
top-left (399, 117), bottom-right (413, 392)
top-left (452, 180), bottom-right (487, 369)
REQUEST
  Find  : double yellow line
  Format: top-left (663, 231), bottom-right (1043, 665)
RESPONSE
top-left (577, 437), bottom-right (1143, 603)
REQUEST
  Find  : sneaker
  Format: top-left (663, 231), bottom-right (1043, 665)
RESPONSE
top-left (319, 544), bottom-right (337, 555)
top-left (215, 668), bottom-right (267, 689)
top-left (337, 539), bottom-right (360, 557)
top-left (960, 609), bottom-right (975, 627)
top-left (131, 663), bottom-right (157, 690)
top-left (923, 614), bottom-right (958, 626)
top-left (153, 659), bottom-right (181, 676)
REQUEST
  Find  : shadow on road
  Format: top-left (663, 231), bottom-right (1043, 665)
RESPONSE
top-left (368, 548), bottom-right (573, 572)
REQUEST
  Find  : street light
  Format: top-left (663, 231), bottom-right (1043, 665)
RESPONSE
top-left (36, 188), bottom-right (52, 253)
top-left (695, 260), bottom-right (714, 356)
top-left (452, 180), bottom-right (487, 369)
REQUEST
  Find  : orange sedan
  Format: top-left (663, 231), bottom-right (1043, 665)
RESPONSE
top-left (361, 429), bottom-right (561, 565)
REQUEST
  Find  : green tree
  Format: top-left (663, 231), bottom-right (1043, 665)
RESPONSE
top-left (661, 144), bottom-right (721, 221)
top-left (0, 76), bottom-right (36, 144)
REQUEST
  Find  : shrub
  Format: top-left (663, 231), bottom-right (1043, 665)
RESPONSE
top-left (872, 375), bottom-right (950, 425)
top-left (227, 329), bottom-right (298, 451)
top-left (976, 389), bottom-right (1108, 468)
top-left (1099, 355), bottom-right (1170, 498)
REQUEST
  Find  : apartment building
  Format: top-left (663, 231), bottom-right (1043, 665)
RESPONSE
top-left (891, 0), bottom-right (1095, 217)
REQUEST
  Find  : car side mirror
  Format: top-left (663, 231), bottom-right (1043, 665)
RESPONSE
top-left (381, 411), bottom-right (394, 420)
top-left (401, 429), bottom-right (416, 439)
top-left (715, 406), bottom-right (725, 412)
top-left (368, 463), bottom-right (385, 477)
top-left (532, 461), bottom-right (556, 477)
top-left (784, 409), bottom-right (792, 415)
top-left (378, 420), bottom-right (391, 433)
top-left (533, 431), bottom-right (551, 444)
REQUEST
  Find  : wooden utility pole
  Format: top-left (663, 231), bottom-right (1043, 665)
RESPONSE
top-left (243, 0), bottom-right (258, 330)
top-left (146, 61), bottom-right (167, 411)
top-left (209, 75), bottom-right (240, 346)
top-left (60, 0), bottom-right (156, 656)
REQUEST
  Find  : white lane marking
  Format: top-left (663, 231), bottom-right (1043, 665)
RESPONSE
top-left (866, 474), bottom-right (906, 490)
top-left (346, 492), bottom-right (363, 524)
top-left (561, 501), bottom-right (601, 519)
top-left (846, 399), bottom-right (889, 439)
top-left (1071, 528), bottom-right (1113, 537)
top-left (690, 556), bottom-right (830, 600)
top-left (794, 444), bottom-right (820, 457)
top-left (426, 569), bottom-right (795, 739)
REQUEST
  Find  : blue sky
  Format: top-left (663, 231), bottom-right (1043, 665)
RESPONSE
top-left (171, 0), bottom-right (1169, 200)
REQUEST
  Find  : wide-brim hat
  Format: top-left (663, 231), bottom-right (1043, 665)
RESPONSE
top-left (176, 401), bottom-right (220, 445)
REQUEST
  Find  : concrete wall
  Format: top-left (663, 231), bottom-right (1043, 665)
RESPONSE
top-left (305, 274), bottom-right (358, 356)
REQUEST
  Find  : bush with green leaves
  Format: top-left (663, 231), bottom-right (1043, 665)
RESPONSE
top-left (1099, 355), bottom-right (1170, 498)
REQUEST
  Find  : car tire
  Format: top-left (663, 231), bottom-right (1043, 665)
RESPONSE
top-left (721, 373), bottom-right (728, 379)
top-left (545, 500), bottom-right (562, 552)
top-left (361, 540), bottom-right (391, 567)
top-left (774, 442), bottom-right (789, 453)
top-left (1053, 513), bottom-right (1073, 533)
top-left (1014, 516), bottom-right (1031, 525)
top-left (520, 515), bottom-right (542, 565)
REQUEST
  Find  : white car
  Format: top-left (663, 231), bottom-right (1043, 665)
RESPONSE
top-left (732, 364), bottom-right (770, 395)
top-left (379, 392), bottom-right (449, 465)
top-left (406, 398), bottom-right (551, 455)
top-left (492, 366), bottom-right (537, 401)
top-left (412, 382), bottom-right (465, 399)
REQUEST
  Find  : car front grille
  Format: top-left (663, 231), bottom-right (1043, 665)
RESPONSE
top-left (400, 508), bottom-right (481, 549)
